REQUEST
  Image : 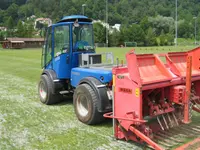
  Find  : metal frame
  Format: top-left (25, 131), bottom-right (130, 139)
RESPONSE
top-left (79, 52), bottom-right (114, 68)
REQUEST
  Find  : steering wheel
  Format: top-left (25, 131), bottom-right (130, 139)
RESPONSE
top-left (60, 43), bottom-right (69, 53)
top-left (61, 43), bottom-right (69, 50)
top-left (74, 41), bottom-right (89, 50)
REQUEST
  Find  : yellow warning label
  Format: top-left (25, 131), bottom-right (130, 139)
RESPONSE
top-left (135, 88), bottom-right (140, 97)
top-left (113, 75), bottom-right (115, 86)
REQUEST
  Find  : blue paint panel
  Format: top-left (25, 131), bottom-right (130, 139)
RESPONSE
top-left (52, 22), bottom-right (92, 27)
top-left (59, 15), bottom-right (92, 23)
top-left (61, 15), bottom-right (88, 20)
top-left (71, 67), bottom-right (112, 87)
top-left (52, 53), bottom-right (70, 79)
top-left (46, 62), bottom-right (53, 70)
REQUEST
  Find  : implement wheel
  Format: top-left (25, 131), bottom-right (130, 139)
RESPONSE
top-left (73, 84), bottom-right (104, 125)
top-left (38, 74), bottom-right (62, 105)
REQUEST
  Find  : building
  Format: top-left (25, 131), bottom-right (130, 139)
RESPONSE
top-left (0, 26), bottom-right (7, 31)
top-left (35, 18), bottom-right (52, 29)
top-left (2, 38), bottom-right (44, 49)
top-left (93, 20), bottom-right (121, 34)
top-left (111, 24), bottom-right (121, 31)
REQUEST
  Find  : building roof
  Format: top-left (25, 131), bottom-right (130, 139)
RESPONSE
top-left (6, 38), bottom-right (44, 42)
top-left (10, 41), bottom-right (25, 43)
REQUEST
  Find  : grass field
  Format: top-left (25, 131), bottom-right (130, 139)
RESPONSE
top-left (0, 46), bottom-right (199, 150)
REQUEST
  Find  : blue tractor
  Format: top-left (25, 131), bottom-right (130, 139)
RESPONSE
top-left (38, 15), bottom-right (113, 125)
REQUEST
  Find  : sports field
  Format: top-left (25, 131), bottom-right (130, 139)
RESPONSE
top-left (0, 46), bottom-right (199, 149)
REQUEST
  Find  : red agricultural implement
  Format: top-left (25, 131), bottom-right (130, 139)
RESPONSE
top-left (104, 47), bottom-right (200, 150)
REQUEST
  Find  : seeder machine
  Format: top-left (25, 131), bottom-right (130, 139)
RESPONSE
top-left (104, 47), bottom-right (200, 150)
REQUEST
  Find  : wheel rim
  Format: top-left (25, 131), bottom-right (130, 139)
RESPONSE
top-left (39, 82), bottom-right (47, 100)
top-left (77, 94), bottom-right (89, 117)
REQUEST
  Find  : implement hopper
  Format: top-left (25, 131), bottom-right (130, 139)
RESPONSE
top-left (104, 47), bottom-right (200, 150)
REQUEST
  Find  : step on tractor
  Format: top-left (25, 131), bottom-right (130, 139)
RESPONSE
top-left (38, 15), bottom-right (200, 149)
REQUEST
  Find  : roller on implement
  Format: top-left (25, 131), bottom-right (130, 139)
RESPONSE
top-left (104, 47), bottom-right (200, 150)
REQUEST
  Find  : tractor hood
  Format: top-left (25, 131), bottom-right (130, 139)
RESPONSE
top-left (70, 67), bottom-right (112, 87)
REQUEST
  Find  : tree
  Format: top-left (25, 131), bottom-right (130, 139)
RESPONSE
top-left (1, 0), bottom-right (200, 46)
top-left (165, 33), bottom-right (174, 45)
top-left (126, 24), bottom-right (145, 46)
top-left (148, 15), bottom-right (174, 35)
top-left (159, 30), bottom-right (167, 46)
top-left (0, 9), bottom-right (5, 24)
top-left (68, 8), bottom-right (78, 15)
top-left (16, 20), bottom-right (24, 37)
top-left (6, 16), bottom-right (14, 29)
top-left (6, 3), bottom-right (19, 21)
top-left (109, 29), bottom-right (121, 47)
top-left (6, 16), bottom-right (15, 37)
top-left (93, 22), bottom-right (106, 43)
top-left (145, 27), bottom-right (156, 46)
top-left (119, 25), bottom-right (130, 44)
top-left (0, 31), bottom-right (6, 41)
top-left (178, 20), bottom-right (193, 38)
top-left (27, 24), bottom-right (34, 38)
top-left (140, 17), bottom-right (150, 34)
top-left (14, 0), bottom-right (27, 6)
top-left (18, 5), bottom-right (29, 19)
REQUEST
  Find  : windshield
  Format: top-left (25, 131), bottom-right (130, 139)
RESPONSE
top-left (73, 24), bottom-right (95, 51)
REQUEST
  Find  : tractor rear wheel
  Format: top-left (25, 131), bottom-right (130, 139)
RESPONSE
top-left (73, 84), bottom-right (104, 125)
top-left (38, 74), bottom-right (62, 105)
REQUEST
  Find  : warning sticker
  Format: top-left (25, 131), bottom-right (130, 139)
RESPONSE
top-left (119, 88), bottom-right (132, 94)
top-left (135, 88), bottom-right (140, 97)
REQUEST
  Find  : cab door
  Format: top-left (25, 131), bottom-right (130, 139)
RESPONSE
top-left (42, 26), bottom-right (53, 69)
top-left (52, 25), bottom-right (70, 79)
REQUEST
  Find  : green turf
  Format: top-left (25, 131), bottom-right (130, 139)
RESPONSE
top-left (96, 46), bottom-right (195, 61)
top-left (0, 46), bottom-right (199, 150)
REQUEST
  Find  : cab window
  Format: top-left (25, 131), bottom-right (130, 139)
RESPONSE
top-left (54, 25), bottom-right (69, 56)
top-left (73, 24), bottom-right (94, 51)
top-left (45, 27), bottom-right (52, 65)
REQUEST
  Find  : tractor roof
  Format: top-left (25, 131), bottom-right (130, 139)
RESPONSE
top-left (58, 15), bottom-right (92, 23)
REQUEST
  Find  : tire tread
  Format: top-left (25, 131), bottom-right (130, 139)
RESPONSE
top-left (39, 74), bottom-right (62, 105)
top-left (74, 84), bottom-right (104, 125)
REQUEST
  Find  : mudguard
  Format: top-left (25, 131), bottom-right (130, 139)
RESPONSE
top-left (79, 77), bottom-right (112, 113)
top-left (42, 69), bottom-right (65, 93)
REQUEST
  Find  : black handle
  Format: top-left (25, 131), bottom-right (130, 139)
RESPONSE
top-left (66, 55), bottom-right (70, 64)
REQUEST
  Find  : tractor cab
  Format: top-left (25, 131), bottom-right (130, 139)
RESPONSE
top-left (42, 15), bottom-right (95, 79)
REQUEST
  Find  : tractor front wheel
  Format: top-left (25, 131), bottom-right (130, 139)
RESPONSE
top-left (38, 75), bottom-right (62, 105)
top-left (73, 84), bottom-right (104, 125)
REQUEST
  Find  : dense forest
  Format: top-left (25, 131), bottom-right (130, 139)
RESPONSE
top-left (0, 0), bottom-right (200, 46)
